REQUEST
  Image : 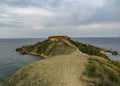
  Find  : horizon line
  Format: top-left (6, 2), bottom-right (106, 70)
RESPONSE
top-left (0, 36), bottom-right (119, 39)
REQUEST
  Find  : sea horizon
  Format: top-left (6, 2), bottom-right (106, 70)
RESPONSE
top-left (0, 36), bottom-right (119, 39)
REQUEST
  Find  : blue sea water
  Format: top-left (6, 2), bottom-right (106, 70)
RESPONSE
top-left (0, 38), bottom-right (120, 84)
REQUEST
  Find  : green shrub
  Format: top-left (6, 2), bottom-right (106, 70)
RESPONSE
top-left (83, 57), bottom-right (120, 86)
top-left (69, 40), bottom-right (107, 58)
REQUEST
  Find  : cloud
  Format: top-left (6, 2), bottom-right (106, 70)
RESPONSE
top-left (77, 22), bottom-right (120, 30)
top-left (33, 26), bottom-right (44, 30)
top-left (0, 3), bottom-right (54, 29)
top-left (0, 4), bottom-right (53, 16)
top-left (9, 7), bottom-right (53, 16)
top-left (0, 0), bottom-right (120, 38)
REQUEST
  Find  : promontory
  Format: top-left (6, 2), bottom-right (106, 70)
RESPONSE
top-left (3, 36), bottom-right (120, 86)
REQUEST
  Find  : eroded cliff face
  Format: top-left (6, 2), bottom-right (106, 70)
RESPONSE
top-left (48, 36), bottom-right (71, 41)
top-left (16, 37), bottom-right (78, 58)
top-left (16, 35), bottom-right (109, 59)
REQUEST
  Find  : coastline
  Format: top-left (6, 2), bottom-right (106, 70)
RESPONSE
top-left (1, 37), bottom-right (120, 85)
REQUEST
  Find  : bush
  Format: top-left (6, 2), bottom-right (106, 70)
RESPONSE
top-left (83, 57), bottom-right (120, 86)
top-left (69, 40), bottom-right (107, 58)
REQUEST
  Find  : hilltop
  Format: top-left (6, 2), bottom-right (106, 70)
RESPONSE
top-left (3, 36), bottom-right (120, 86)
top-left (16, 36), bottom-right (108, 58)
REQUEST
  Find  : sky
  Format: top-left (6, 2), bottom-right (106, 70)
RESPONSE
top-left (0, 0), bottom-right (120, 38)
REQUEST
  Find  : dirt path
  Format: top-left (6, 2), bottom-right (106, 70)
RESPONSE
top-left (3, 52), bottom-right (89, 86)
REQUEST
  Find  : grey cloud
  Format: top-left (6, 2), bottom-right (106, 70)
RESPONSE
top-left (86, 0), bottom-right (120, 24)
top-left (0, 0), bottom-right (120, 38)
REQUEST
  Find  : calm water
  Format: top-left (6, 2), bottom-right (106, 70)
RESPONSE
top-left (0, 38), bottom-right (120, 84)
top-left (74, 38), bottom-right (120, 61)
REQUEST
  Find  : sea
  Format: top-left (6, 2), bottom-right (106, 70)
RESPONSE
top-left (0, 38), bottom-right (120, 84)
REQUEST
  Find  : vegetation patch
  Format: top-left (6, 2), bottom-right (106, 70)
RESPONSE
top-left (83, 57), bottom-right (120, 86)
top-left (69, 39), bottom-right (108, 58)
top-left (16, 36), bottom-right (117, 59)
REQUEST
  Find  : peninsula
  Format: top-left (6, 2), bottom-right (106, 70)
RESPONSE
top-left (3, 36), bottom-right (120, 86)
top-left (15, 36), bottom-right (108, 58)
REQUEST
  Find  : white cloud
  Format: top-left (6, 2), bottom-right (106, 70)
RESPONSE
top-left (63, 0), bottom-right (107, 8)
top-left (84, 0), bottom-right (108, 7)
top-left (0, 4), bottom-right (53, 16)
top-left (0, 4), bottom-right (54, 30)
top-left (11, 7), bottom-right (53, 16)
top-left (33, 26), bottom-right (44, 30)
top-left (77, 22), bottom-right (120, 30)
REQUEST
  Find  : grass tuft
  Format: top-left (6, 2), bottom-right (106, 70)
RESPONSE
top-left (69, 39), bottom-right (108, 58)
top-left (83, 57), bottom-right (120, 86)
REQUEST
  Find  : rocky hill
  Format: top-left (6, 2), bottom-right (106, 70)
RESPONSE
top-left (3, 36), bottom-right (120, 86)
top-left (16, 36), bottom-right (108, 58)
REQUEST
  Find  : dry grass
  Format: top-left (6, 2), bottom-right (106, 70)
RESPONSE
top-left (83, 56), bottom-right (120, 86)
top-left (3, 52), bottom-right (89, 86)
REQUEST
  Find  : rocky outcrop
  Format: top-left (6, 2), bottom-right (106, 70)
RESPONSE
top-left (16, 36), bottom-right (110, 58)
top-left (16, 39), bottom-right (78, 58)
top-left (48, 35), bottom-right (70, 41)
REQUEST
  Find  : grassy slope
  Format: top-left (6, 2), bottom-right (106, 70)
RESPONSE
top-left (3, 52), bottom-right (89, 86)
top-left (17, 40), bottom-right (77, 57)
top-left (22, 40), bottom-right (50, 54)
top-left (17, 39), bottom-right (108, 58)
top-left (83, 56), bottom-right (120, 86)
top-left (69, 39), bottom-right (108, 58)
